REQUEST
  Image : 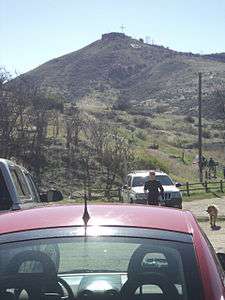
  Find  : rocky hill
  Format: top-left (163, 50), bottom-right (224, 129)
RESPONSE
top-left (20, 32), bottom-right (225, 119)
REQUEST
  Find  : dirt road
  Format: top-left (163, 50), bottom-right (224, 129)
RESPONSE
top-left (200, 220), bottom-right (225, 253)
top-left (183, 197), bottom-right (225, 219)
top-left (183, 198), bottom-right (225, 252)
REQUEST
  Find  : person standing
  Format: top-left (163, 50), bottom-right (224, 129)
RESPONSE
top-left (208, 157), bottom-right (216, 179)
top-left (144, 171), bottom-right (164, 206)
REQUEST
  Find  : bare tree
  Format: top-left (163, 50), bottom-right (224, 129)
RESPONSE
top-left (0, 69), bottom-right (63, 184)
top-left (83, 119), bottom-right (133, 198)
top-left (0, 69), bottom-right (30, 158)
top-left (64, 104), bottom-right (81, 150)
top-left (0, 69), bottom-right (133, 197)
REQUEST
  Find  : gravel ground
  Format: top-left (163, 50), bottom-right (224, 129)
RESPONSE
top-left (199, 220), bottom-right (225, 253)
top-left (183, 197), bottom-right (225, 219)
top-left (183, 198), bottom-right (225, 253)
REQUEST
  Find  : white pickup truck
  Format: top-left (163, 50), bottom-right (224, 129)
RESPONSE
top-left (121, 170), bottom-right (182, 209)
top-left (0, 158), bottom-right (63, 211)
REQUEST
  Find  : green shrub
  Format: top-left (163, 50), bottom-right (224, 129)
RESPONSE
top-left (133, 117), bottom-right (150, 129)
top-left (133, 152), bottom-right (169, 173)
top-left (112, 98), bottom-right (129, 110)
top-left (150, 123), bottom-right (161, 130)
top-left (135, 129), bottom-right (147, 140)
top-left (175, 138), bottom-right (188, 148)
top-left (148, 143), bottom-right (159, 149)
top-left (128, 107), bottom-right (153, 116)
top-left (185, 125), bottom-right (197, 135)
top-left (211, 123), bottom-right (224, 130)
top-left (184, 115), bottom-right (195, 123)
top-left (213, 132), bottom-right (220, 138)
top-left (154, 105), bottom-right (168, 114)
top-left (202, 130), bottom-right (211, 139)
top-left (126, 124), bottom-right (136, 132)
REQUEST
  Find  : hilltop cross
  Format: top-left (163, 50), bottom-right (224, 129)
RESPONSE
top-left (120, 25), bottom-right (126, 33)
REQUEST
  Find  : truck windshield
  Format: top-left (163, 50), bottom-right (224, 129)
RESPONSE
top-left (156, 175), bottom-right (174, 186)
top-left (132, 175), bottom-right (174, 187)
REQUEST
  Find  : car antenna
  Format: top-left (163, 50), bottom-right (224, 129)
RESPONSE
top-left (82, 192), bottom-right (90, 227)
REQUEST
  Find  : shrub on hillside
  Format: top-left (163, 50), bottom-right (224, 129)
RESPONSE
top-left (135, 129), bottom-right (147, 140)
top-left (112, 98), bottom-right (129, 110)
top-left (128, 107), bottom-right (153, 116)
top-left (126, 124), bottom-right (136, 132)
top-left (133, 117), bottom-right (150, 129)
top-left (149, 123), bottom-right (161, 130)
top-left (184, 115), bottom-right (195, 123)
top-left (185, 125), bottom-right (197, 135)
top-left (148, 143), bottom-right (159, 150)
top-left (133, 152), bottom-right (169, 173)
top-left (213, 132), bottom-right (220, 138)
top-left (211, 123), bottom-right (224, 130)
top-left (202, 130), bottom-right (211, 139)
top-left (175, 138), bottom-right (188, 148)
top-left (154, 104), bottom-right (168, 114)
top-left (106, 110), bottom-right (117, 119)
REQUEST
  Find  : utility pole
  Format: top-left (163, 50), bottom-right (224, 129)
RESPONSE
top-left (198, 72), bottom-right (203, 182)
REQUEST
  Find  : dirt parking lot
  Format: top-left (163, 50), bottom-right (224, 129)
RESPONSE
top-left (199, 220), bottom-right (225, 253)
top-left (183, 197), bottom-right (225, 253)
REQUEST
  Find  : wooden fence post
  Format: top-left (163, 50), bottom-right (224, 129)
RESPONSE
top-left (204, 181), bottom-right (208, 192)
top-left (118, 188), bottom-right (122, 201)
top-left (220, 180), bottom-right (223, 193)
top-left (186, 182), bottom-right (190, 196)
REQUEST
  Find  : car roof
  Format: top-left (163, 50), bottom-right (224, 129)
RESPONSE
top-left (0, 205), bottom-right (196, 235)
top-left (0, 158), bottom-right (28, 172)
top-left (128, 170), bottom-right (167, 177)
top-left (0, 158), bottom-right (13, 168)
top-left (0, 158), bottom-right (17, 165)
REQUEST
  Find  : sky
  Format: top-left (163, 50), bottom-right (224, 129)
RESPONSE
top-left (1, 0), bottom-right (225, 75)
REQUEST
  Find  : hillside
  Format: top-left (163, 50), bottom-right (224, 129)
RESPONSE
top-left (20, 32), bottom-right (225, 119)
top-left (3, 35), bottom-right (225, 195)
top-left (203, 53), bottom-right (225, 63)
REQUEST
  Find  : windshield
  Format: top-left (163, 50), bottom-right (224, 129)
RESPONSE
top-left (132, 175), bottom-right (174, 187)
top-left (0, 233), bottom-right (203, 299)
top-left (157, 175), bottom-right (174, 186)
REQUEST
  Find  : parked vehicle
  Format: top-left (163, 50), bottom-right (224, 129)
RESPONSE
top-left (121, 170), bottom-right (182, 208)
top-left (0, 158), bottom-right (63, 273)
top-left (0, 158), bottom-right (63, 211)
top-left (0, 204), bottom-right (224, 299)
